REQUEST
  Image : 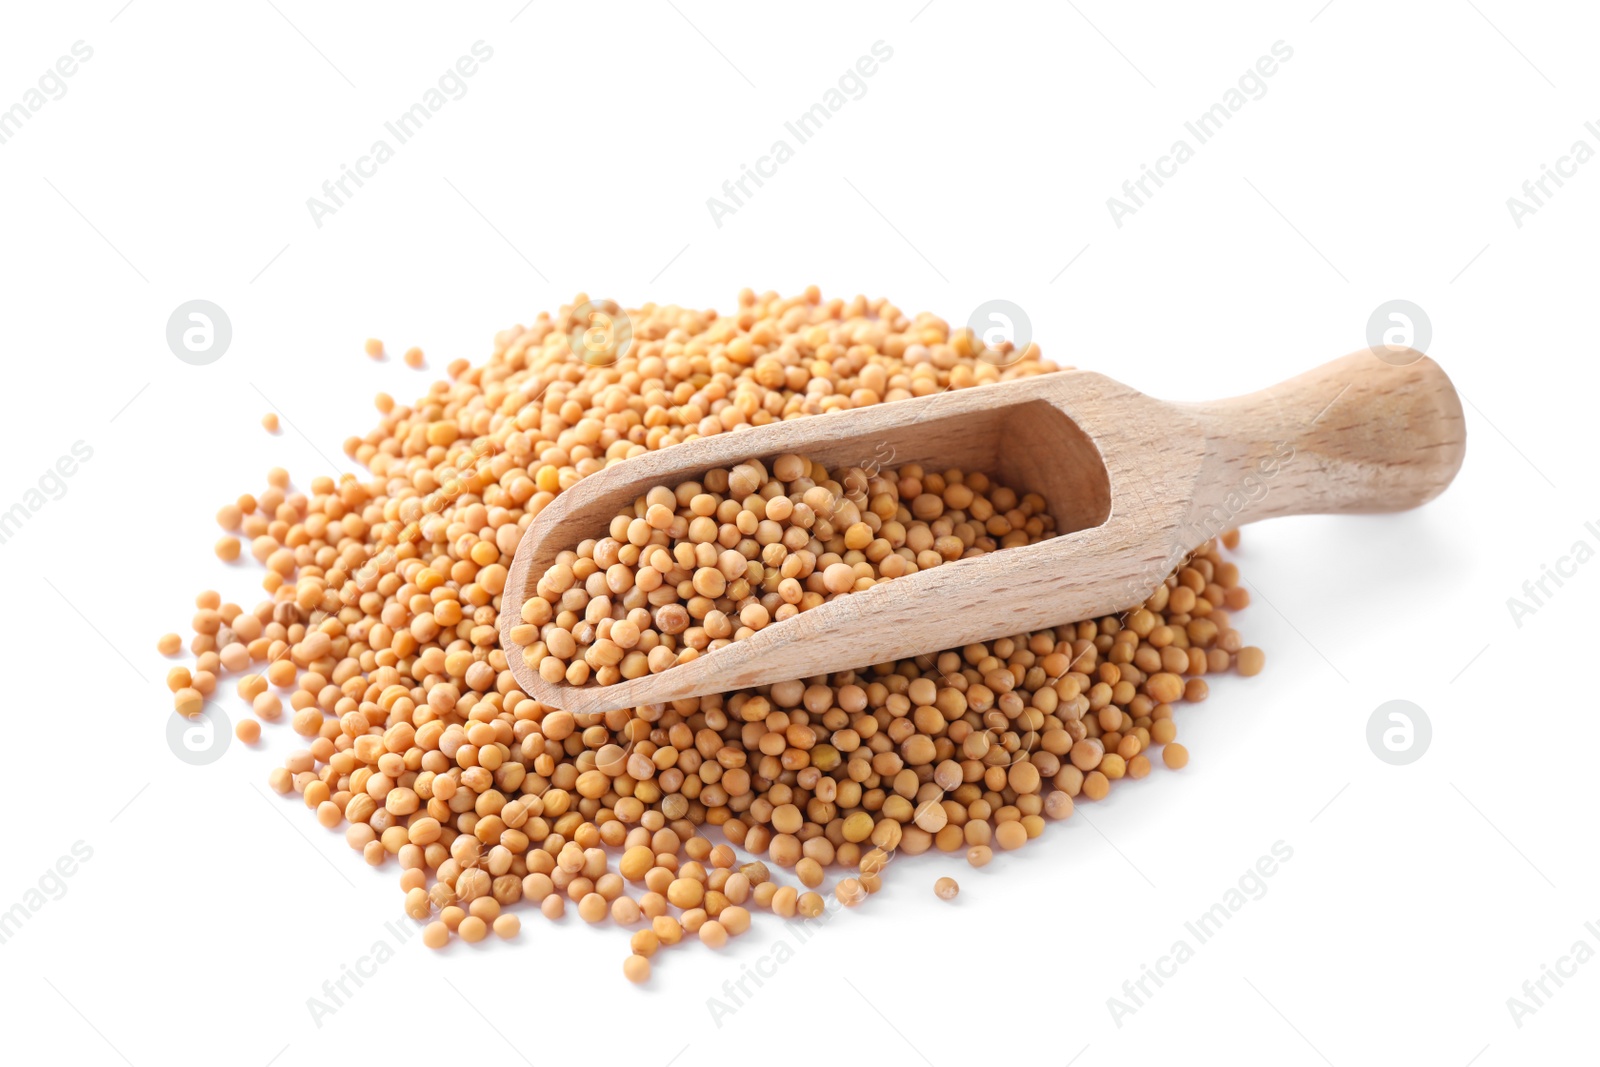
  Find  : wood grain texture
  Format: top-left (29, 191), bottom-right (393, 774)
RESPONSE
top-left (500, 349), bottom-right (1465, 714)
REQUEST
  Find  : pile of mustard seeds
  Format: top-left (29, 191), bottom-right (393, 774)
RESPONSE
top-left (163, 290), bottom-right (1263, 982)
top-left (520, 453), bottom-right (1057, 687)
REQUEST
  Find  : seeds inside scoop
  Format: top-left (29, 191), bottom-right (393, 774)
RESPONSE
top-left (521, 455), bottom-right (1055, 687)
top-left (166, 290), bottom-right (1267, 978)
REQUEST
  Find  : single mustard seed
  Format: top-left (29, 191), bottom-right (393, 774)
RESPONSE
top-left (995, 821), bottom-right (1028, 851)
top-left (630, 930), bottom-right (660, 958)
top-left (836, 878), bottom-right (866, 907)
top-left (698, 920), bottom-right (728, 948)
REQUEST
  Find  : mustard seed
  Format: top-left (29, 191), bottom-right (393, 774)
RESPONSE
top-left (772, 886), bottom-right (799, 917)
top-left (698, 920), bottom-right (728, 948)
top-left (652, 915), bottom-right (683, 945)
top-left (720, 906), bottom-right (751, 936)
top-left (995, 821), bottom-right (1028, 851)
top-left (667, 878), bottom-right (703, 909)
top-left (578, 893), bottom-right (607, 923)
top-left (631, 929), bottom-right (660, 957)
top-left (795, 857), bottom-right (824, 888)
top-left (935, 877), bottom-right (960, 901)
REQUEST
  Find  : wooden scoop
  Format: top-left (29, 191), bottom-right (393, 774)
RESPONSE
top-left (501, 349), bottom-right (1465, 713)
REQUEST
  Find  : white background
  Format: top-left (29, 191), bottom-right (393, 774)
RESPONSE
top-left (0, 1), bottom-right (1593, 1064)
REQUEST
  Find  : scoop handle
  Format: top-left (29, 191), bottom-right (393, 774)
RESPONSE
top-left (1178, 349), bottom-right (1466, 530)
